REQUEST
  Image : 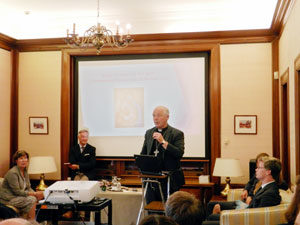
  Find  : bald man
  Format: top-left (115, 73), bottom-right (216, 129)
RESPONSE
top-left (141, 106), bottom-right (185, 203)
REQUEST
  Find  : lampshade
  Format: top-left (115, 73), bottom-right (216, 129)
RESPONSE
top-left (28, 156), bottom-right (57, 174)
top-left (213, 158), bottom-right (243, 177)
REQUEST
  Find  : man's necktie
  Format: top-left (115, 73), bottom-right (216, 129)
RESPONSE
top-left (81, 146), bottom-right (85, 153)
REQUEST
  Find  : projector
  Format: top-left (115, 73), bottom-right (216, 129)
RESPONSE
top-left (44, 181), bottom-right (100, 204)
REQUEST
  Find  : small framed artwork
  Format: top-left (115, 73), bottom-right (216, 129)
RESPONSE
top-left (29, 117), bottom-right (48, 134)
top-left (234, 115), bottom-right (257, 134)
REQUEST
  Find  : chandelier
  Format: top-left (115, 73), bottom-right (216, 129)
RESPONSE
top-left (65, 0), bottom-right (133, 54)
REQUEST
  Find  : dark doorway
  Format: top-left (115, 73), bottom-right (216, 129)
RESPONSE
top-left (280, 70), bottom-right (290, 185)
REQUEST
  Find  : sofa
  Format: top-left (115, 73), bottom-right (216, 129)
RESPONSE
top-left (219, 188), bottom-right (293, 225)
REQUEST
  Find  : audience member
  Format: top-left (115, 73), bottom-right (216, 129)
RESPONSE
top-left (284, 175), bottom-right (300, 225)
top-left (139, 215), bottom-right (178, 225)
top-left (68, 129), bottom-right (96, 180)
top-left (241, 152), bottom-right (269, 203)
top-left (0, 218), bottom-right (39, 225)
top-left (204, 156), bottom-right (282, 224)
top-left (0, 151), bottom-right (43, 220)
top-left (165, 191), bottom-right (205, 225)
top-left (241, 153), bottom-right (288, 205)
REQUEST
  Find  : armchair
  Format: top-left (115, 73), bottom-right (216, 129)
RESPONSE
top-left (219, 188), bottom-right (293, 225)
top-left (0, 177), bottom-right (19, 218)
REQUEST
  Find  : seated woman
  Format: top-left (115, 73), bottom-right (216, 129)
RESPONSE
top-left (0, 150), bottom-right (44, 219)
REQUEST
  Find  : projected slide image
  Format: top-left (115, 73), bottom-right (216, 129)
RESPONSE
top-left (114, 88), bottom-right (144, 128)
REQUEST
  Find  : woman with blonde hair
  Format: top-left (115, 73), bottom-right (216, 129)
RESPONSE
top-left (0, 150), bottom-right (44, 219)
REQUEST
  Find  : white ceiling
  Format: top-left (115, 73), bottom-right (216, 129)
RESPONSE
top-left (0, 0), bottom-right (278, 40)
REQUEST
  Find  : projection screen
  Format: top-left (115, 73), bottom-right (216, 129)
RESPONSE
top-left (75, 53), bottom-right (209, 158)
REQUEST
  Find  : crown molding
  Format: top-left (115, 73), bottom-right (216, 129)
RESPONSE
top-left (271, 0), bottom-right (295, 35)
top-left (0, 33), bottom-right (16, 51)
top-left (14, 29), bottom-right (276, 52)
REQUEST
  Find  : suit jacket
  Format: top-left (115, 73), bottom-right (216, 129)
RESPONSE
top-left (69, 143), bottom-right (96, 180)
top-left (245, 175), bottom-right (288, 197)
top-left (248, 181), bottom-right (281, 208)
top-left (0, 166), bottom-right (34, 202)
top-left (140, 125), bottom-right (185, 191)
top-left (204, 181), bottom-right (282, 223)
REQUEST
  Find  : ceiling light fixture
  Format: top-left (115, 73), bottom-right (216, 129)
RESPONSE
top-left (65, 0), bottom-right (133, 54)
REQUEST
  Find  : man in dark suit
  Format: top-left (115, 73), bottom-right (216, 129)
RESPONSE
top-left (204, 157), bottom-right (282, 224)
top-left (140, 106), bottom-right (185, 203)
top-left (68, 129), bottom-right (96, 180)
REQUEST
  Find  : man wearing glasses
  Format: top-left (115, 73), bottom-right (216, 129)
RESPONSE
top-left (204, 156), bottom-right (282, 224)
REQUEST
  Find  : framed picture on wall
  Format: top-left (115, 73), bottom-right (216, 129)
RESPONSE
top-left (29, 117), bottom-right (48, 134)
top-left (234, 115), bottom-right (257, 134)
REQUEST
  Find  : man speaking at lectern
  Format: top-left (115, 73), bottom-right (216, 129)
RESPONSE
top-left (141, 106), bottom-right (185, 203)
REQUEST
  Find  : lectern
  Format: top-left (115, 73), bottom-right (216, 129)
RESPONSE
top-left (136, 173), bottom-right (171, 225)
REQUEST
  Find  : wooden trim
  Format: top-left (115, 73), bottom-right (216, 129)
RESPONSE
top-left (271, 0), bottom-right (295, 34)
top-left (15, 29), bottom-right (276, 52)
top-left (60, 40), bottom-right (221, 180)
top-left (0, 33), bottom-right (16, 51)
top-left (61, 50), bottom-right (72, 179)
top-left (272, 38), bottom-right (280, 158)
top-left (280, 68), bottom-right (291, 185)
top-left (10, 49), bottom-right (19, 166)
top-left (295, 54), bottom-right (300, 175)
top-left (209, 44), bottom-right (221, 184)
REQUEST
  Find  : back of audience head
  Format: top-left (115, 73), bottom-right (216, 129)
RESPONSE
top-left (0, 218), bottom-right (38, 225)
top-left (165, 191), bottom-right (205, 225)
top-left (138, 215), bottom-right (178, 225)
top-left (285, 175), bottom-right (300, 223)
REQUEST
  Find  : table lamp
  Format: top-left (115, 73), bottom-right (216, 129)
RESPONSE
top-left (28, 156), bottom-right (57, 191)
top-left (213, 158), bottom-right (243, 197)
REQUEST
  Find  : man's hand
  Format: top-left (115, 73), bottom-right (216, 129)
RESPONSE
top-left (35, 191), bottom-right (44, 200)
top-left (153, 132), bottom-right (168, 149)
top-left (153, 132), bottom-right (164, 143)
top-left (245, 196), bottom-right (252, 205)
top-left (241, 189), bottom-right (248, 200)
top-left (68, 164), bottom-right (79, 170)
top-left (212, 204), bottom-right (221, 214)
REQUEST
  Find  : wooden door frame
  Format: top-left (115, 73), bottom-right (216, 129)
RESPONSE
top-left (294, 54), bottom-right (300, 175)
top-left (280, 68), bottom-right (290, 184)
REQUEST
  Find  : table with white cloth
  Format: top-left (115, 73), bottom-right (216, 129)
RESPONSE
top-left (97, 188), bottom-right (142, 225)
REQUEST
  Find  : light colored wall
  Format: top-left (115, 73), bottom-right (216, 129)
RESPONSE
top-left (220, 43), bottom-right (273, 184)
top-left (18, 51), bottom-right (61, 180)
top-left (278, 0), bottom-right (300, 184)
top-left (0, 48), bottom-right (11, 177)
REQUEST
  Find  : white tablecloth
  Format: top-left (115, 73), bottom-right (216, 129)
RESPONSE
top-left (97, 189), bottom-right (142, 225)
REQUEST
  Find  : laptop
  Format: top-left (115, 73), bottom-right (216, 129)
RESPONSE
top-left (134, 154), bottom-right (163, 176)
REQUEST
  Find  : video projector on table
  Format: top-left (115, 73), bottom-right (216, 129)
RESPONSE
top-left (44, 181), bottom-right (100, 204)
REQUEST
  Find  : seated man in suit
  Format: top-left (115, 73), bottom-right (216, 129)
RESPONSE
top-left (205, 156), bottom-right (282, 223)
top-left (68, 129), bottom-right (96, 180)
